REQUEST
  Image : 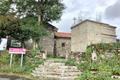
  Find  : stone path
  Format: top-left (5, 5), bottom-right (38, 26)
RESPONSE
top-left (32, 59), bottom-right (81, 80)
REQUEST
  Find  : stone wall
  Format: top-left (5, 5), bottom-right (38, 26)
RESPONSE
top-left (71, 22), bottom-right (88, 52)
top-left (71, 20), bottom-right (116, 53)
top-left (39, 31), bottom-right (55, 56)
top-left (86, 21), bottom-right (116, 45)
top-left (55, 37), bottom-right (71, 57)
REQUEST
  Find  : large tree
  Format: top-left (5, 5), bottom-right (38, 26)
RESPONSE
top-left (0, 0), bottom-right (64, 49)
top-left (14, 0), bottom-right (64, 23)
top-left (0, 0), bottom-right (64, 23)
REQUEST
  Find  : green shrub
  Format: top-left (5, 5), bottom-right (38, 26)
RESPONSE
top-left (77, 61), bottom-right (90, 71)
top-left (65, 58), bottom-right (77, 66)
top-left (76, 70), bottom-right (116, 80)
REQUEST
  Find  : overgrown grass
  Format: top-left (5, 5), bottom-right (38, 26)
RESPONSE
top-left (65, 58), bottom-right (77, 66)
top-left (0, 50), bottom-right (43, 76)
top-left (66, 42), bottom-right (120, 80)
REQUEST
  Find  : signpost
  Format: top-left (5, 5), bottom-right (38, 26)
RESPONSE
top-left (9, 48), bottom-right (26, 68)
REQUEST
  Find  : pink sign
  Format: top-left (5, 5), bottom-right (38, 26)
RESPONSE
top-left (9, 48), bottom-right (26, 54)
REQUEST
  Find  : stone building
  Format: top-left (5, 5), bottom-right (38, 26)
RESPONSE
top-left (39, 23), bottom-right (58, 56)
top-left (54, 32), bottom-right (71, 57)
top-left (15, 23), bottom-right (71, 57)
top-left (71, 19), bottom-right (116, 53)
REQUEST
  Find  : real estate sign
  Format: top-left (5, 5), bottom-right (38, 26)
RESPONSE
top-left (9, 48), bottom-right (26, 54)
top-left (9, 48), bottom-right (26, 68)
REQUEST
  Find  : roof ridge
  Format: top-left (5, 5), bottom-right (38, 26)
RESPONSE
top-left (71, 19), bottom-right (116, 29)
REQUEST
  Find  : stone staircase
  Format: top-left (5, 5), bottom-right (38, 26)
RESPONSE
top-left (32, 59), bottom-right (81, 80)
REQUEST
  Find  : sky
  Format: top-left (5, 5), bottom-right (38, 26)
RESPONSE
top-left (52, 0), bottom-right (120, 39)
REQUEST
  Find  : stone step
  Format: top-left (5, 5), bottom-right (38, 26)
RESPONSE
top-left (58, 66), bottom-right (78, 70)
top-left (46, 68), bottom-right (79, 72)
top-left (45, 59), bottom-right (65, 63)
top-left (41, 75), bottom-right (78, 80)
top-left (44, 62), bottom-right (65, 67)
top-left (37, 75), bottom-right (78, 80)
top-left (32, 59), bottom-right (81, 80)
top-left (33, 71), bottom-right (80, 76)
top-left (34, 67), bottom-right (80, 73)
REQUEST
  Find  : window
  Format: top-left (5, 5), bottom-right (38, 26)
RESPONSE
top-left (61, 42), bottom-right (65, 47)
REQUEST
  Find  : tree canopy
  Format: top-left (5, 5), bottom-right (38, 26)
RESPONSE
top-left (0, 15), bottom-right (20, 37)
top-left (14, 0), bottom-right (64, 23)
top-left (0, 0), bottom-right (64, 23)
top-left (0, 0), bottom-right (64, 48)
top-left (0, 0), bottom-right (12, 15)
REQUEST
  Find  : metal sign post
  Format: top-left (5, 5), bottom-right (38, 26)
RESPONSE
top-left (10, 54), bottom-right (13, 68)
top-left (20, 54), bottom-right (24, 67)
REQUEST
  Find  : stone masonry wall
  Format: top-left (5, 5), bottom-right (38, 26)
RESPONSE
top-left (55, 38), bottom-right (71, 57)
top-left (71, 20), bottom-right (116, 53)
top-left (39, 32), bottom-right (55, 56)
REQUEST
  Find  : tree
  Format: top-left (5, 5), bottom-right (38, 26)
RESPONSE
top-left (18, 16), bottom-right (47, 48)
top-left (14, 0), bottom-right (64, 24)
top-left (0, 0), bottom-right (13, 15)
top-left (0, 15), bottom-right (20, 37)
top-left (0, 15), bottom-right (47, 48)
top-left (0, 0), bottom-right (64, 49)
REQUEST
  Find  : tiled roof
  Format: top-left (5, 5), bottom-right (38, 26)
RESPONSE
top-left (55, 32), bottom-right (71, 38)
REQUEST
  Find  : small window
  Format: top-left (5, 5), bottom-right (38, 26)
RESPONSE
top-left (61, 42), bottom-right (65, 47)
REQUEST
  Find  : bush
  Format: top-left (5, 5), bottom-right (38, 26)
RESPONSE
top-left (65, 58), bottom-right (77, 66)
top-left (77, 61), bottom-right (90, 71)
top-left (76, 70), bottom-right (117, 80)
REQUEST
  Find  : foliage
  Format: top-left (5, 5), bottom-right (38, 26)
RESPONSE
top-left (0, 15), bottom-right (47, 48)
top-left (14, 0), bottom-right (64, 22)
top-left (89, 42), bottom-right (120, 55)
top-left (0, 50), bottom-right (43, 74)
top-left (0, 15), bottom-right (20, 37)
top-left (65, 58), bottom-right (77, 66)
top-left (0, 0), bottom-right (12, 15)
top-left (76, 42), bottom-right (120, 80)
top-left (77, 61), bottom-right (90, 71)
top-left (75, 71), bottom-right (114, 80)
top-left (20, 16), bottom-right (47, 41)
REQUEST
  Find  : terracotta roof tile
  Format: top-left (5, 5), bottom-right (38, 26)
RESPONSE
top-left (55, 32), bottom-right (71, 38)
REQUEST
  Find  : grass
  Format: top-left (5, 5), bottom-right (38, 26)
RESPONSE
top-left (0, 50), bottom-right (44, 80)
top-left (66, 42), bottom-right (120, 80)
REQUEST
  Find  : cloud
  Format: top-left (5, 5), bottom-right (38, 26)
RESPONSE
top-left (52, 0), bottom-right (119, 34)
top-left (105, 0), bottom-right (120, 19)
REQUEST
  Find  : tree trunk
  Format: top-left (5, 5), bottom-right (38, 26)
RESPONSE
top-left (37, 0), bottom-right (44, 25)
top-left (38, 15), bottom-right (42, 25)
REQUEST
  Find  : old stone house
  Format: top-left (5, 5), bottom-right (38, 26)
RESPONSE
top-left (54, 32), bottom-right (71, 57)
top-left (38, 24), bottom-right (71, 57)
top-left (39, 23), bottom-right (58, 56)
top-left (25, 23), bottom-right (71, 57)
top-left (71, 19), bottom-right (116, 53)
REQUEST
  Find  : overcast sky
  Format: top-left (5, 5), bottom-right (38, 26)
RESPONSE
top-left (52, 0), bottom-right (120, 38)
